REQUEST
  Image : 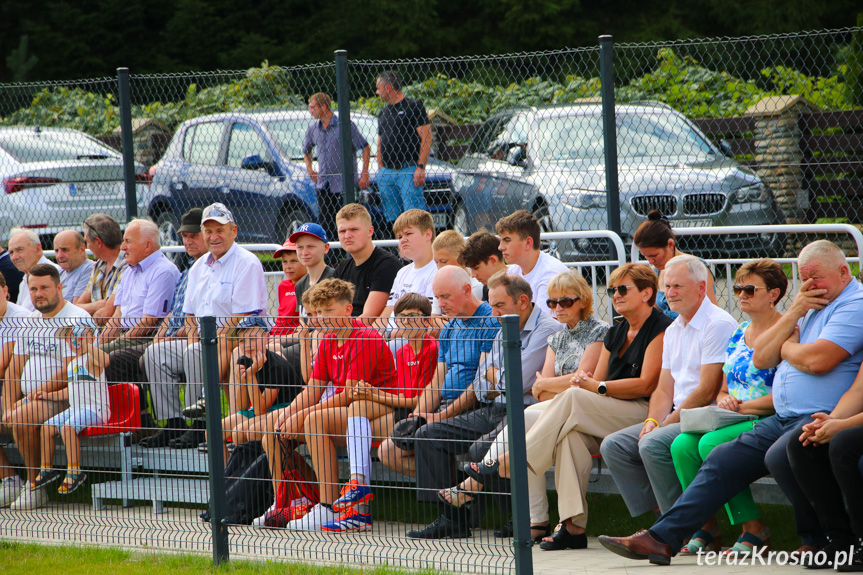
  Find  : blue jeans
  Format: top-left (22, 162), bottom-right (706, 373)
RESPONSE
top-left (649, 413), bottom-right (826, 551)
top-left (378, 166), bottom-right (427, 223)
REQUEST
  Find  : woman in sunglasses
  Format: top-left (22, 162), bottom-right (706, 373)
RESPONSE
top-left (670, 258), bottom-right (786, 557)
top-left (436, 271), bottom-right (608, 542)
top-left (634, 210), bottom-right (717, 318)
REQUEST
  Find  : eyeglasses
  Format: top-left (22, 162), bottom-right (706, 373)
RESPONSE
top-left (606, 284), bottom-right (636, 296)
top-left (732, 284), bottom-right (767, 296)
top-left (546, 297), bottom-right (579, 309)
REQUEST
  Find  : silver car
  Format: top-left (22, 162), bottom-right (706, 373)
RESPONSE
top-left (0, 127), bottom-right (147, 243)
top-left (452, 101), bottom-right (785, 259)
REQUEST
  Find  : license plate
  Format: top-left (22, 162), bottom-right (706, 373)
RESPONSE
top-left (673, 219), bottom-right (713, 228)
top-left (69, 182), bottom-right (114, 196)
top-left (432, 212), bottom-right (449, 228)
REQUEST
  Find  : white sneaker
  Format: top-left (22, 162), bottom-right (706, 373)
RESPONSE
top-left (0, 476), bottom-right (25, 508)
top-left (10, 484), bottom-right (49, 510)
top-left (252, 502), bottom-right (277, 527)
top-left (285, 503), bottom-right (337, 531)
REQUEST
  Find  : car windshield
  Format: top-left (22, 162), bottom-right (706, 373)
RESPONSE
top-left (536, 110), bottom-right (715, 162)
top-left (0, 133), bottom-right (118, 164)
top-left (264, 119), bottom-right (310, 159)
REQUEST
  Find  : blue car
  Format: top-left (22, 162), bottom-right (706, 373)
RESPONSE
top-left (146, 110), bottom-right (453, 246)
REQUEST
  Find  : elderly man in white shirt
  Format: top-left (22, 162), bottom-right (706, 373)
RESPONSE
top-left (143, 203), bottom-right (267, 449)
top-left (600, 255), bottom-right (738, 517)
top-left (8, 228), bottom-right (61, 311)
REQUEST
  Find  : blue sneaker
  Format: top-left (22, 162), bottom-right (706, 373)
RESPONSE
top-left (332, 479), bottom-right (373, 512)
top-left (321, 507), bottom-right (373, 533)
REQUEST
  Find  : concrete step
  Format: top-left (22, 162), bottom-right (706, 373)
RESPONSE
top-left (92, 476), bottom-right (210, 514)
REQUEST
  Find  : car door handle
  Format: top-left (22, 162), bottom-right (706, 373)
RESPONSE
top-left (217, 185), bottom-right (230, 194)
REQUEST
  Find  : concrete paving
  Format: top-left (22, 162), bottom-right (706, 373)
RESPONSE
top-left (0, 502), bottom-right (817, 574)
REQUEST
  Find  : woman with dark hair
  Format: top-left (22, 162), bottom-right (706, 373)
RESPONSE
top-left (633, 210), bottom-right (717, 318)
top-left (670, 258), bottom-right (787, 557)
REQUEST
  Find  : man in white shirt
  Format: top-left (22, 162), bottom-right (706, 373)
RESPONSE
top-left (600, 255), bottom-right (738, 517)
top-left (8, 228), bottom-right (62, 312)
top-left (0, 264), bottom-right (90, 510)
top-left (53, 230), bottom-right (95, 303)
top-left (495, 210), bottom-right (570, 314)
top-left (143, 203), bottom-right (267, 449)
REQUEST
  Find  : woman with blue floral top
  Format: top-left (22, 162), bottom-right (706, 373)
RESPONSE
top-left (671, 258), bottom-right (788, 558)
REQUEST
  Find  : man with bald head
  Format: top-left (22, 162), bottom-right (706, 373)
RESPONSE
top-left (599, 240), bottom-right (863, 566)
top-left (8, 228), bottom-right (61, 311)
top-left (378, 266), bottom-right (499, 531)
top-left (53, 230), bottom-right (94, 303)
top-left (101, 219), bottom-right (180, 354)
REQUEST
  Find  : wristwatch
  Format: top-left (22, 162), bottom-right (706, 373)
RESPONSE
top-left (597, 381), bottom-right (608, 396)
top-left (416, 163), bottom-right (425, 169)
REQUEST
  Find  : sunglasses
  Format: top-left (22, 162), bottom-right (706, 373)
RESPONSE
top-left (546, 297), bottom-right (580, 309)
top-left (606, 284), bottom-right (636, 296)
top-left (732, 284), bottom-right (767, 296)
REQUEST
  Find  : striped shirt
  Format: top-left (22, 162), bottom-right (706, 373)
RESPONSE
top-left (84, 252), bottom-right (127, 302)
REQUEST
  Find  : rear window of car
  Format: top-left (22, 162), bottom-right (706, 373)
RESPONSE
top-left (0, 133), bottom-right (118, 164)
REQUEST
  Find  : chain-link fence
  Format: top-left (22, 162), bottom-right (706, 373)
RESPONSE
top-left (0, 310), bottom-right (530, 574)
top-left (1, 28), bottom-right (861, 258)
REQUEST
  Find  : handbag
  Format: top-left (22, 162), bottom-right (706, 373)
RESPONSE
top-left (680, 406), bottom-right (758, 433)
top-left (390, 416), bottom-right (428, 451)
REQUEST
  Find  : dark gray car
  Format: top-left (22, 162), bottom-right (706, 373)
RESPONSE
top-left (451, 101), bottom-right (785, 260)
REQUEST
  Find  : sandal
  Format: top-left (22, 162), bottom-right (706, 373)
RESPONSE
top-left (679, 526), bottom-right (721, 555)
top-left (724, 527), bottom-right (771, 558)
top-left (463, 457), bottom-right (500, 483)
top-left (58, 471), bottom-right (87, 494)
top-left (437, 486), bottom-right (473, 508)
top-left (32, 469), bottom-right (62, 490)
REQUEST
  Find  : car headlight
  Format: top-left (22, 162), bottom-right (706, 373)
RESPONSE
top-left (559, 190), bottom-right (607, 209)
top-left (732, 184), bottom-right (767, 203)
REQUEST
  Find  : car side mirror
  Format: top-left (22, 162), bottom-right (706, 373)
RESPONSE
top-left (241, 154), bottom-right (267, 170)
top-left (507, 145), bottom-right (527, 167)
top-left (719, 140), bottom-right (733, 158)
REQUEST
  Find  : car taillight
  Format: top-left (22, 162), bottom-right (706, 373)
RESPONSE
top-left (3, 176), bottom-right (62, 194)
top-left (136, 171), bottom-right (153, 185)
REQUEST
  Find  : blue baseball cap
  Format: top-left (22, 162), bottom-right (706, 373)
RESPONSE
top-left (289, 222), bottom-right (328, 244)
top-left (236, 316), bottom-right (269, 330)
top-left (69, 317), bottom-right (98, 337)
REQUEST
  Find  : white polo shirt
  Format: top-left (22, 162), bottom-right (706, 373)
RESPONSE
top-left (183, 242), bottom-right (267, 328)
top-left (662, 297), bottom-right (739, 409)
top-left (519, 251), bottom-right (571, 314)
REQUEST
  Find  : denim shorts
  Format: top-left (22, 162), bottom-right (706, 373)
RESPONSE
top-left (44, 407), bottom-right (104, 435)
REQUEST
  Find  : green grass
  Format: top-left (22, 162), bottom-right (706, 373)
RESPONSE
top-left (0, 541), bottom-right (446, 575)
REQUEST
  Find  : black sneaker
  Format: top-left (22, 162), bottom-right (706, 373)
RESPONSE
top-left (182, 399), bottom-right (206, 418)
top-left (838, 541), bottom-right (863, 573)
top-left (804, 539), bottom-right (857, 570)
top-left (139, 427), bottom-right (185, 449)
top-left (406, 514), bottom-right (471, 539)
top-left (169, 427), bottom-right (205, 449)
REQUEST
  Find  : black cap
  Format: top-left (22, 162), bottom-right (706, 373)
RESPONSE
top-left (178, 208), bottom-right (203, 233)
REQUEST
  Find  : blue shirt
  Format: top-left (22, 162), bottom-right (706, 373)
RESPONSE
top-left (437, 301), bottom-right (499, 401)
top-left (115, 250), bottom-right (180, 330)
top-left (773, 280), bottom-right (863, 418)
top-left (724, 321), bottom-right (775, 402)
top-left (302, 114), bottom-right (369, 195)
top-left (164, 260), bottom-right (193, 338)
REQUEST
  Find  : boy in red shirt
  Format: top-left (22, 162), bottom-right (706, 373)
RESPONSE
top-left (323, 292), bottom-right (439, 533)
top-left (262, 278), bottom-right (396, 531)
top-left (269, 239), bottom-right (307, 339)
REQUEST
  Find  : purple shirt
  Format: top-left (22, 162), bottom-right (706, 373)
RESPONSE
top-left (302, 114), bottom-right (369, 195)
top-left (115, 250), bottom-right (180, 330)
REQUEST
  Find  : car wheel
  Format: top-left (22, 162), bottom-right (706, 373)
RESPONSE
top-left (276, 206), bottom-right (310, 244)
top-left (155, 211), bottom-right (183, 265)
top-left (453, 203), bottom-right (470, 237)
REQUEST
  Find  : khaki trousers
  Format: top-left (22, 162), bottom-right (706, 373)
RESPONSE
top-left (524, 387), bottom-right (648, 528)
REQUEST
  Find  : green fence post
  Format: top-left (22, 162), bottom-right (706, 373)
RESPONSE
top-left (335, 50), bottom-right (355, 207)
top-left (116, 67), bottom-right (137, 222)
top-left (599, 35), bottom-right (621, 247)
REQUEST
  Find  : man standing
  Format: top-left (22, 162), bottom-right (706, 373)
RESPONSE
top-left (100, 219), bottom-right (180, 353)
top-left (0, 264), bottom-right (90, 510)
top-left (8, 228), bottom-right (61, 312)
top-left (144, 202), bottom-right (267, 449)
top-left (375, 70), bottom-right (432, 231)
top-left (303, 92), bottom-right (371, 240)
top-left (53, 230), bottom-right (95, 303)
top-left (0, 245), bottom-right (24, 303)
top-left (76, 214), bottom-right (127, 319)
